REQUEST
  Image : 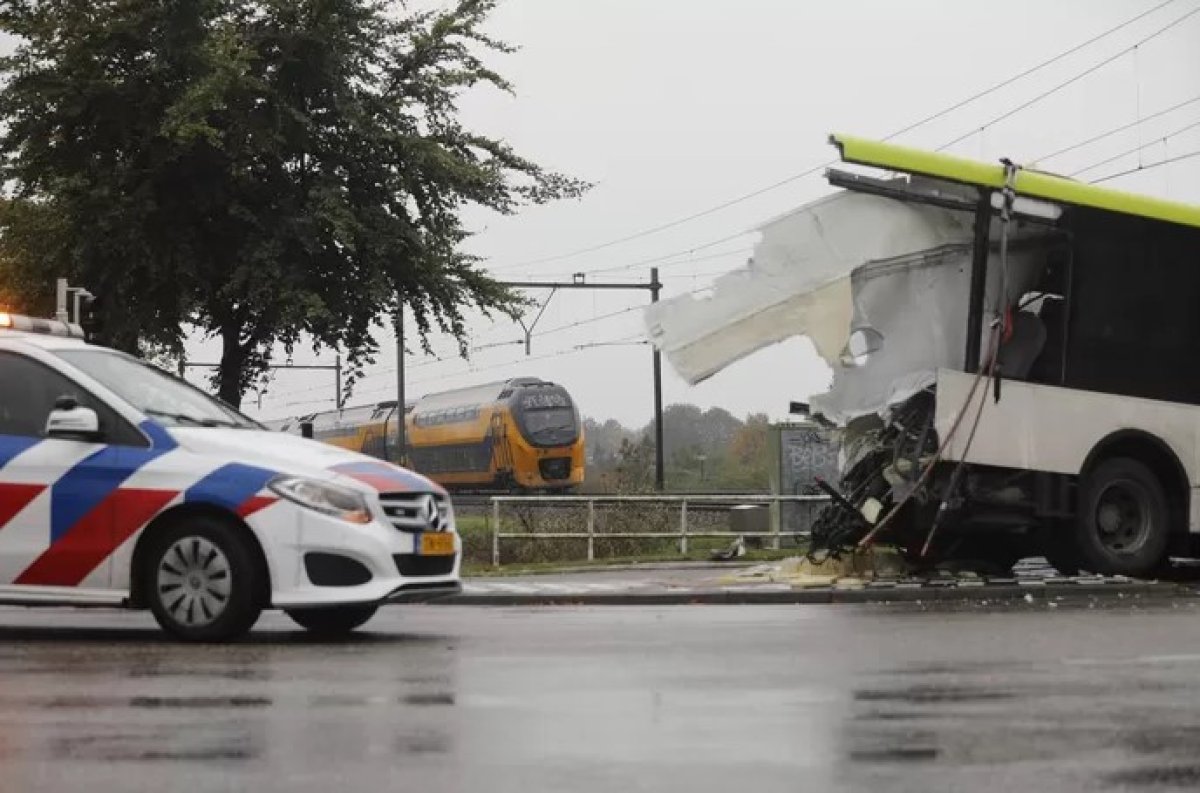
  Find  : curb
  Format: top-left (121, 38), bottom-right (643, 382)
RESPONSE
top-left (465, 560), bottom-right (763, 578)
top-left (436, 581), bottom-right (1195, 607)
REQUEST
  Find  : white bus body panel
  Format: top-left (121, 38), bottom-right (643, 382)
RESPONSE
top-left (934, 369), bottom-right (1200, 531)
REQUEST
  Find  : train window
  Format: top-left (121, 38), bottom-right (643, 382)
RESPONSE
top-left (414, 405), bottom-right (481, 427)
top-left (523, 407), bottom-right (576, 435)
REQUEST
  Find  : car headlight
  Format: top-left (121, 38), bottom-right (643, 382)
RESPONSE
top-left (268, 476), bottom-right (372, 524)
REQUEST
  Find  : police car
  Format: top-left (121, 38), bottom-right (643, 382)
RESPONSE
top-left (0, 312), bottom-right (461, 641)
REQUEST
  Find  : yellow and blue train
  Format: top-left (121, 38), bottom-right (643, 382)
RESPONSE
top-left (264, 377), bottom-right (585, 493)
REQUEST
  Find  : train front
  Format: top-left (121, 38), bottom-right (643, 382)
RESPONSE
top-left (508, 383), bottom-right (585, 491)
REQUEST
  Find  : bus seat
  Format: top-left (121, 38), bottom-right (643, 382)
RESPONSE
top-left (997, 310), bottom-right (1047, 381)
top-left (1029, 298), bottom-right (1066, 385)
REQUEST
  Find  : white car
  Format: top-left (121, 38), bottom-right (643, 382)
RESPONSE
top-left (0, 312), bottom-right (461, 641)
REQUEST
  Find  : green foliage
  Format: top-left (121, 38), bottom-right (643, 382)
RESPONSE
top-left (0, 0), bottom-right (588, 405)
top-left (0, 197), bottom-right (65, 316)
top-left (611, 434), bottom-right (657, 493)
top-left (585, 404), bottom-right (774, 493)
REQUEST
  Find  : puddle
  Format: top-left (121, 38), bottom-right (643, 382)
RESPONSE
top-left (854, 686), bottom-right (1014, 704)
top-left (35, 695), bottom-right (271, 710)
top-left (854, 709), bottom-right (941, 722)
top-left (401, 693), bottom-right (456, 707)
top-left (848, 747), bottom-right (940, 763)
top-left (52, 733), bottom-right (260, 763)
top-left (128, 696), bottom-right (271, 709)
top-left (1106, 765), bottom-right (1200, 788)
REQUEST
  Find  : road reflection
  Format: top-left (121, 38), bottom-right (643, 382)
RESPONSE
top-left (0, 618), bottom-right (462, 790)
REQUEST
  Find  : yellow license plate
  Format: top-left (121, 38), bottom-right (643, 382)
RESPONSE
top-left (420, 533), bottom-right (456, 556)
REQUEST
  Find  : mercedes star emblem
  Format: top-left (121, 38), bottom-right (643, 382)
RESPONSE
top-left (422, 495), bottom-right (441, 530)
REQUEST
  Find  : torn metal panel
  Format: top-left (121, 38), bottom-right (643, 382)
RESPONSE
top-left (811, 243), bottom-right (1044, 425)
top-left (642, 189), bottom-right (975, 386)
top-left (643, 185), bottom-right (1043, 424)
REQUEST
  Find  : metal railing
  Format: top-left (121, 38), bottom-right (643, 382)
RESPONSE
top-left (487, 494), bottom-right (830, 566)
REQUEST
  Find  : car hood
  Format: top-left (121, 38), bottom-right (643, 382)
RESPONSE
top-left (166, 427), bottom-right (445, 495)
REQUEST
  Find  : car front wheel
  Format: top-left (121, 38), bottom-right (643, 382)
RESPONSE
top-left (146, 517), bottom-right (264, 642)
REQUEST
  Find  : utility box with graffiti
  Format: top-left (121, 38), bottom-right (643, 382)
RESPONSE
top-left (771, 423), bottom-right (840, 538)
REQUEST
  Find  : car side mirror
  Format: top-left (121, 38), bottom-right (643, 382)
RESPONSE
top-left (45, 396), bottom-right (102, 442)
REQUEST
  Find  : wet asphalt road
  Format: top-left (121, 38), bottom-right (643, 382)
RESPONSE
top-left (2, 600), bottom-right (1200, 791)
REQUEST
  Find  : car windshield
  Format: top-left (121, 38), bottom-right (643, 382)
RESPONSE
top-left (55, 349), bottom-right (258, 429)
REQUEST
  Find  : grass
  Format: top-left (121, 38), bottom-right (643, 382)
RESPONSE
top-left (454, 512), bottom-right (808, 576)
top-left (462, 548), bottom-right (799, 577)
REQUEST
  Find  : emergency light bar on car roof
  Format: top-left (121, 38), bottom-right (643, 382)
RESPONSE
top-left (0, 312), bottom-right (87, 339)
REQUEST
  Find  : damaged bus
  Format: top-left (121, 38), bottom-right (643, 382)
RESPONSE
top-left (646, 134), bottom-right (1200, 578)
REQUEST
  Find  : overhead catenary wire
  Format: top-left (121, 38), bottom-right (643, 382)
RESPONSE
top-left (488, 0), bottom-right (1186, 273)
top-left (583, 246), bottom-right (753, 276)
top-left (351, 339), bottom-right (635, 400)
top-left (1031, 92), bottom-right (1200, 164)
top-left (286, 128), bottom-right (1200, 414)
top-left (259, 107), bottom-right (1200, 415)
top-left (502, 12), bottom-right (1200, 282)
top-left (260, 3), bottom-right (1200, 418)
top-left (262, 297), bottom-right (657, 406)
top-left (1089, 148), bottom-right (1200, 184)
top-left (262, 278), bottom-right (718, 416)
top-left (262, 303), bottom-right (663, 409)
top-left (936, 2), bottom-right (1200, 153)
top-left (1069, 117), bottom-right (1200, 176)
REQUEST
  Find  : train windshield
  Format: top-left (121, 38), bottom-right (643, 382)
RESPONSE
top-left (514, 388), bottom-right (579, 446)
top-left (523, 407), bottom-right (576, 435)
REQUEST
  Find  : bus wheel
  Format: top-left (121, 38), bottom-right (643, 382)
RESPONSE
top-left (1075, 457), bottom-right (1170, 577)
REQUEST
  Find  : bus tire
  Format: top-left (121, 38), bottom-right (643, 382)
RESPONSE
top-left (1075, 457), bottom-right (1170, 577)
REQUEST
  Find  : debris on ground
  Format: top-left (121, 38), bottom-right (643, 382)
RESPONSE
top-left (719, 547), bottom-right (908, 587)
top-left (710, 536), bottom-right (747, 562)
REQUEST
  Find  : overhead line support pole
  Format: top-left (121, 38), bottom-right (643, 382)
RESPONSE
top-left (396, 303), bottom-right (407, 466)
top-left (494, 272), bottom-right (666, 491)
top-left (650, 268), bottom-right (664, 492)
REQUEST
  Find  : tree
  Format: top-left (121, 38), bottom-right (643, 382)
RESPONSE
top-left (583, 417), bottom-right (634, 470)
top-left (612, 434), bottom-right (655, 493)
top-left (724, 412), bottom-right (771, 489)
top-left (0, 198), bottom-right (64, 317)
top-left (0, 0), bottom-right (587, 406)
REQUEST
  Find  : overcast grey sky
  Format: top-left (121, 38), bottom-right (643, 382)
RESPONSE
top-left (44, 0), bottom-right (1200, 425)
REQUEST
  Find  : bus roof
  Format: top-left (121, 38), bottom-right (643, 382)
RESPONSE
top-left (830, 133), bottom-right (1200, 230)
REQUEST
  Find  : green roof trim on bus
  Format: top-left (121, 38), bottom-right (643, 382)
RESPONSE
top-left (830, 133), bottom-right (1200, 230)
